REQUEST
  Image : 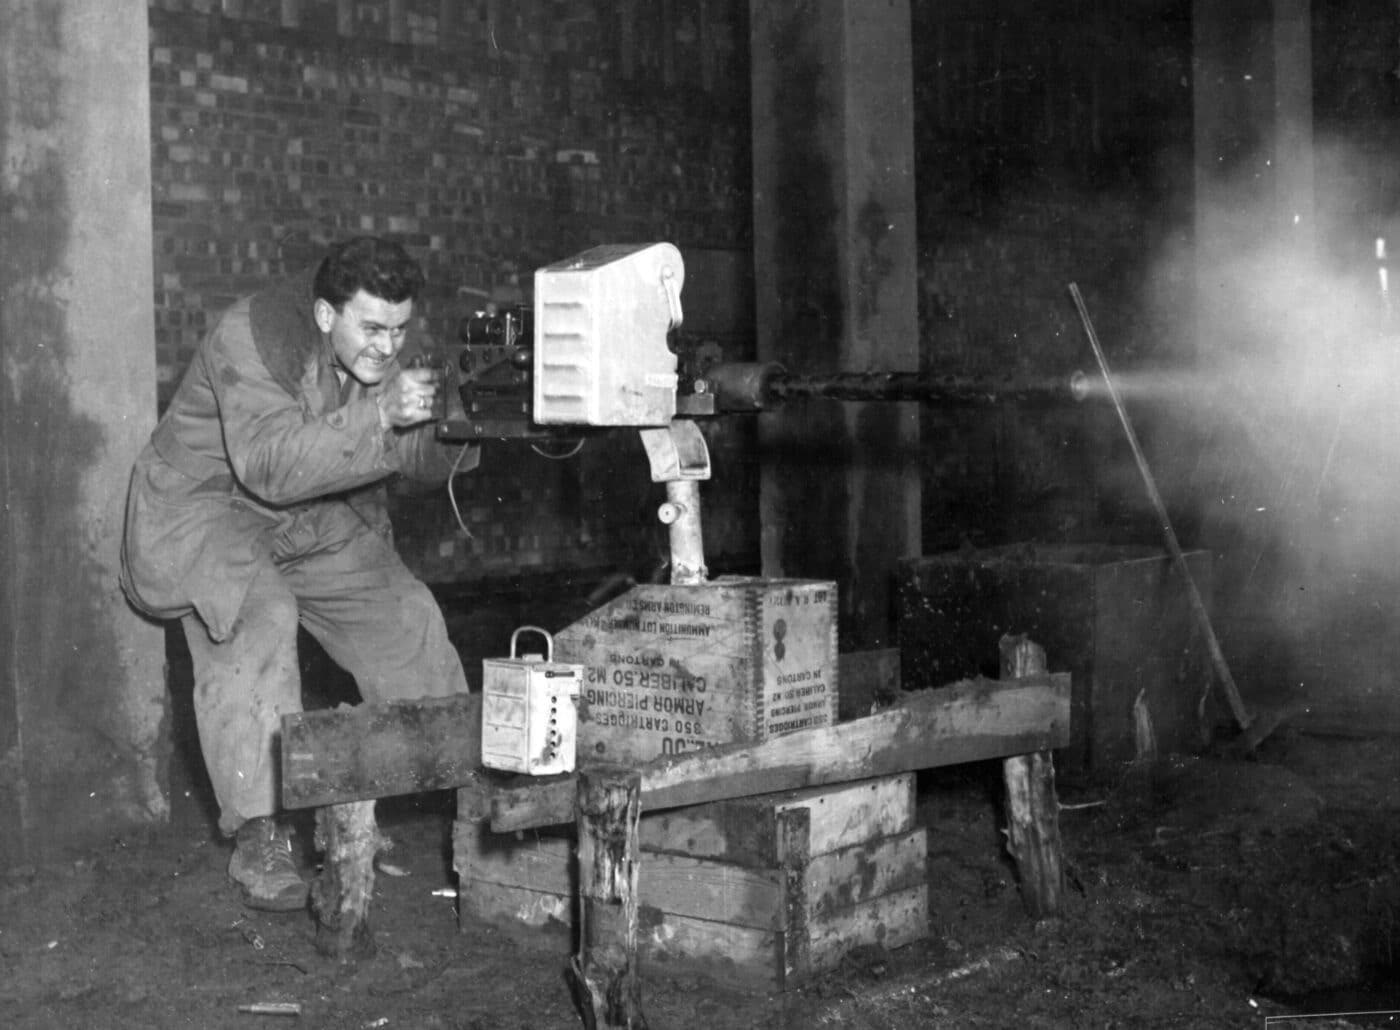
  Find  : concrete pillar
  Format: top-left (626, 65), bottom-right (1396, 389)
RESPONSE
top-left (750, 0), bottom-right (920, 650)
top-left (0, 0), bottom-right (166, 864)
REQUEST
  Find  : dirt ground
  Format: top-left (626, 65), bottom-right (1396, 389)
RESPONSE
top-left (3, 719), bottom-right (1400, 1030)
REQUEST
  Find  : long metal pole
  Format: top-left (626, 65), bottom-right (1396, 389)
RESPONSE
top-left (1068, 283), bottom-right (1254, 732)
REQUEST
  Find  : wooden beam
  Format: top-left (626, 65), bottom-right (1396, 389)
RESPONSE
top-left (281, 672), bottom-right (1067, 819)
top-left (491, 673), bottom-right (1070, 832)
top-left (281, 693), bottom-right (482, 810)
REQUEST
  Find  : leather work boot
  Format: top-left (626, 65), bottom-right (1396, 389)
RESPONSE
top-left (227, 817), bottom-right (310, 912)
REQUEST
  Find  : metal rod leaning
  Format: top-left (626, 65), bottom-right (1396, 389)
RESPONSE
top-left (1067, 282), bottom-right (1267, 744)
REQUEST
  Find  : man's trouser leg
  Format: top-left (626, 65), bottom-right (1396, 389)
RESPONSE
top-left (182, 561), bottom-right (302, 837)
top-left (183, 530), bottom-right (465, 836)
top-left (286, 550), bottom-right (468, 704)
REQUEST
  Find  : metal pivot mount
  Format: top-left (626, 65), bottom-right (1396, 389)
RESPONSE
top-left (638, 420), bottom-right (711, 586)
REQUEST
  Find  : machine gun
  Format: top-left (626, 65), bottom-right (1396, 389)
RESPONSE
top-left (432, 242), bottom-right (1086, 585)
top-left (436, 242), bottom-right (1085, 447)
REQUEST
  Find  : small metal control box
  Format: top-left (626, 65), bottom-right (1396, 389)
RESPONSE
top-left (481, 626), bottom-right (583, 776)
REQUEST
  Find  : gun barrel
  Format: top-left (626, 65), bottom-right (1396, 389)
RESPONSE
top-left (704, 362), bottom-right (1089, 411)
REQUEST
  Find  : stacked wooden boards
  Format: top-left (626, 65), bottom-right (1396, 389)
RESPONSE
top-left (454, 773), bottom-right (927, 992)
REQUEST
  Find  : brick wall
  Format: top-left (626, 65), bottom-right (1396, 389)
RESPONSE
top-left (146, 0), bottom-right (1207, 592)
top-left (147, 0), bottom-right (1400, 645)
top-left (144, 0), bottom-right (1400, 724)
top-left (146, 0), bottom-right (757, 590)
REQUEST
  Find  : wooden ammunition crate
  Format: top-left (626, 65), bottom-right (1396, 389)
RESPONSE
top-left (554, 576), bottom-right (839, 765)
top-left (453, 773), bottom-right (928, 993)
top-left (898, 544), bottom-right (1213, 769)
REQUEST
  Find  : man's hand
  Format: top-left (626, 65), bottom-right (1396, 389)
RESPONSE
top-left (377, 367), bottom-right (442, 429)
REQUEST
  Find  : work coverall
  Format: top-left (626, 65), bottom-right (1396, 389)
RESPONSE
top-left (121, 271), bottom-right (478, 834)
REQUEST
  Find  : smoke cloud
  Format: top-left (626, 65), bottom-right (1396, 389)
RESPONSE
top-left (1132, 144), bottom-right (1400, 706)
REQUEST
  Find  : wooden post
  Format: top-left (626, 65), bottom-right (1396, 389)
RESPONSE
top-left (998, 635), bottom-right (1066, 918)
top-left (777, 806), bottom-right (812, 986)
top-left (569, 765), bottom-right (648, 1030)
top-left (311, 800), bottom-right (383, 959)
top-left (451, 770), bottom-right (491, 933)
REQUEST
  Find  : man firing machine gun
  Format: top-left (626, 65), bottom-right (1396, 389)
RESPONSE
top-left (280, 244), bottom-right (1081, 1020)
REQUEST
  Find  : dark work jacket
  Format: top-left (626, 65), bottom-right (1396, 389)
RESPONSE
top-left (120, 270), bottom-right (478, 642)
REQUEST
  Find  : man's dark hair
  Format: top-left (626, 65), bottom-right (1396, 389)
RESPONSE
top-left (313, 236), bottom-right (425, 309)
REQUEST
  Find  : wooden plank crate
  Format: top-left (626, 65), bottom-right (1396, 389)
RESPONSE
top-left (555, 577), bottom-right (841, 764)
top-left (453, 772), bottom-right (928, 993)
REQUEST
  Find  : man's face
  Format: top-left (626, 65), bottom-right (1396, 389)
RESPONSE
top-left (315, 289), bottom-right (414, 386)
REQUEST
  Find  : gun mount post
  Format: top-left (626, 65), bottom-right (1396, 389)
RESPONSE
top-left (639, 421), bottom-right (711, 585)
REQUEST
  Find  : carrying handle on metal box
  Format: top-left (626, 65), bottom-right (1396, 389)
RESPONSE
top-left (510, 625), bottom-right (553, 662)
